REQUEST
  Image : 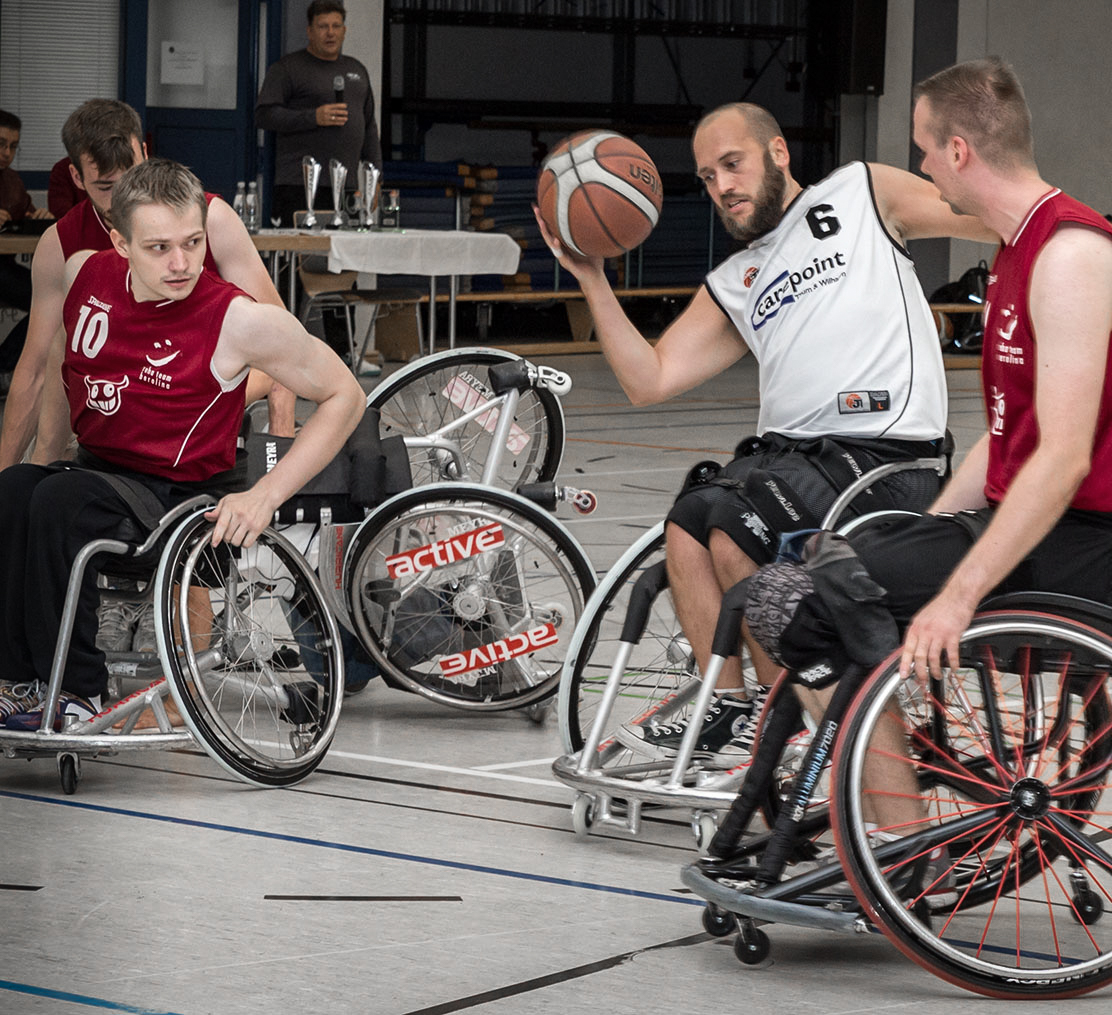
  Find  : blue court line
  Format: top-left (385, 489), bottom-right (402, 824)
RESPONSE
top-left (0, 979), bottom-right (182, 1014)
top-left (0, 789), bottom-right (702, 907)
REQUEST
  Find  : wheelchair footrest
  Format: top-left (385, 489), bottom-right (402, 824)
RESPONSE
top-left (680, 864), bottom-right (868, 934)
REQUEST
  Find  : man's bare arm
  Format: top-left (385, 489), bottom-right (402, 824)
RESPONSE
top-left (900, 224), bottom-right (1112, 678)
top-left (0, 226), bottom-right (67, 469)
top-left (205, 300), bottom-right (365, 545)
top-left (534, 208), bottom-right (747, 406)
top-left (868, 163), bottom-right (998, 244)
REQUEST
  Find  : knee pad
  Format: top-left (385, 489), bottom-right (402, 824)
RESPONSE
top-left (744, 563), bottom-right (848, 688)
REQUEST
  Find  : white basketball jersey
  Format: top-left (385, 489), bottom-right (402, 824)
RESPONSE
top-left (705, 162), bottom-right (946, 440)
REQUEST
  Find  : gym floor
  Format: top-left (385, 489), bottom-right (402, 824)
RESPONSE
top-left (4, 352), bottom-right (1071, 1015)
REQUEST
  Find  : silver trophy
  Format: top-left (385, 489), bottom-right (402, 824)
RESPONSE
top-left (329, 158), bottom-right (348, 228)
top-left (357, 160), bottom-right (380, 229)
top-left (301, 156), bottom-right (321, 228)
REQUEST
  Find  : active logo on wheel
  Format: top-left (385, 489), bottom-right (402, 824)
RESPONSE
top-left (386, 521), bottom-right (506, 579)
top-left (439, 623), bottom-right (559, 680)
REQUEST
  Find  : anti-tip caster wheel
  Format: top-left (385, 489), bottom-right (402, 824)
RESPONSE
top-left (571, 793), bottom-right (595, 837)
top-left (702, 904), bottom-right (736, 938)
top-left (58, 753), bottom-right (81, 796)
top-left (734, 927), bottom-right (771, 965)
top-left (1072, 889), bottom-right (1105, 925)
top-left (693, 811), bottom-right (718, 851)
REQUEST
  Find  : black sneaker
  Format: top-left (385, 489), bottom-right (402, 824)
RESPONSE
top-left (615, 688), bottom-right (768, 769)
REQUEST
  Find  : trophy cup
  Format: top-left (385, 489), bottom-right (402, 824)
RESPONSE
top-left (357, 160), bottom-right (380, 229)
top-left (301, 156), bottom-right (321, 229)
top-left (329, 158), bottom-right (348, 228)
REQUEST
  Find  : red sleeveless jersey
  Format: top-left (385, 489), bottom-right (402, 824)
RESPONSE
top-left (56, 192), bottom-right (219, 273)
top-left (982, 190), bottom-right (1112, 510)
top-left (61, 249), bottom-right (250, 482)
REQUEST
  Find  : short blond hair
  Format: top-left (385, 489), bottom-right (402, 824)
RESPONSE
top-left (111, 158), bottom-right (207, 241)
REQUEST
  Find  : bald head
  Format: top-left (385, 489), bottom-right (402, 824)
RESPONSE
top-left (695, 102), bottom-right (785, 150)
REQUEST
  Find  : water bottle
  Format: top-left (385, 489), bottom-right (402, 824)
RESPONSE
top-left (232, 181), bottom-right (246, 221)
top-left (245, 181), bottom-right (260, 234)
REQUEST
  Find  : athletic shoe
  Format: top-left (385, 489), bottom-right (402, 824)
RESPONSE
top-left (130, 603), bottom-right (158, 655)
top-left (95, 599), bottom-right (142, 653)
top-left (616, 687), bottom-right (769, 768)
top-left (5, 690), bottom-right (100, 731)
top-left (922, 845), bottom-right (959, 909)
top-left (0, 680), bottom-right (44, 723)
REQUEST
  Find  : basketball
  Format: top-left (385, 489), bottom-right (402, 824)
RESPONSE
top-left (536, 130), bottom-right (663, 258)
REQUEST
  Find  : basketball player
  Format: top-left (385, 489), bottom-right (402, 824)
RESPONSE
top-left (536, 101), bottom-right (995, 767)
top-left (0, 158), bottom-right (364, 730)
top-left (0, 99), bottom-right (296, 474)
top-left (734, 57), bottom-right (1112, 847)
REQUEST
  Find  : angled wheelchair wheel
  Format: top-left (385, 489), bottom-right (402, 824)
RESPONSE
top-left (154, 509), bottom-right (344, 787)
top-left (557, 524), bottom-right (700, 757)
top-left (345, 484), bottom-right (594, 710)
top-left (367, 348), bottom-right (564, 489)
top-left (833, 611), bottom-right (1112, 999)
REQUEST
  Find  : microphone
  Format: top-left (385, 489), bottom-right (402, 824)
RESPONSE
top-left (333, 75), bottom-right (345, 105)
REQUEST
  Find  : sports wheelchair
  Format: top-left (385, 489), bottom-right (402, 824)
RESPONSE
top-left (0, 351), bottom-right (596, 793)
top-left (680, 584), bottom-right (1112, 999)
top-left (552, 453), bottom-right (944, 848)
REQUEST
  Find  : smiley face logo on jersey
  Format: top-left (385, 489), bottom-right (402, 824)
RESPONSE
top-left (85, 375), bottom-right (129, 416)
top-left (146, 338), bottom-right (181, 368)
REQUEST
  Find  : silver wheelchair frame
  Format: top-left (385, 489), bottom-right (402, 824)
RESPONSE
top-left (0, 350), bottom-right (595, 793)
top-left (551, 454), bottom-right (948, 847)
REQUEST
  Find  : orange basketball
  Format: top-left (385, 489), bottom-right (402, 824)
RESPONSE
top-left (537, 130), bottom-right (663, 258)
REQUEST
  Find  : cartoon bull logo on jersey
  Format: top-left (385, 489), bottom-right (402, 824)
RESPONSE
top-left (85, 375), bottom-right (129, 416)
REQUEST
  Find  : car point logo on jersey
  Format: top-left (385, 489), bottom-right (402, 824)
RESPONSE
top-left (385, 521), bottom-right (506, 579)
top-left (84, 375), bottom-right (129, 416)
top-left (750, 251), bottom-right (847, 330)
top-left (438, 623), bottom-right (559, 681)
top-left (743, 265), bottom-right (760, 289)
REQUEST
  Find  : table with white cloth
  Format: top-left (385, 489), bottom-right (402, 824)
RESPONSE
top-left (252, 228), bottom-right (522, 351)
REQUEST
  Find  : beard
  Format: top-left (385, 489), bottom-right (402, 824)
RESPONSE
top-left (717, 150), bottom-right (787, 245)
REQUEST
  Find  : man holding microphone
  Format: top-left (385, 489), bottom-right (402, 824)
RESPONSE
top-left (256, 0), bottom-right (383, 227)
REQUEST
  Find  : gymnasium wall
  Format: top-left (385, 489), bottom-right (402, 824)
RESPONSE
top-left (872, 0), bottom-right (1112, 283)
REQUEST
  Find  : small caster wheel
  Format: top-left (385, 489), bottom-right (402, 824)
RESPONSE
top-left (734, 928), bottom-right (770, 965)
top-left (571, 794), bottom-right (595, 837)
top-left (1072, 890), bottom-right (1105, 925)
top-left (701, 904), bottom-right (735, 938)
top-left (58, 753), bottom-right (80, 796)
top-left (693, 812), bottom-right (718, 852)
top-left (911, 898), bottom-right (932, 927)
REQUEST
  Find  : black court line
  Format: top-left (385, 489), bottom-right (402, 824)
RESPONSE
top-left (0, 884), bottom-right (43, 891)
top-left (265, 894), bottom-right (462, 902)
top-left (398, 932), bottom-right (710, 1015)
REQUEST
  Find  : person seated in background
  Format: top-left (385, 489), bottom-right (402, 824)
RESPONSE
top-left (47, 156), bottom-right (86, 219)
top-left (0, 158), bottom-right (364, 730)
top-left (0, 108), bottom-right (54, 391)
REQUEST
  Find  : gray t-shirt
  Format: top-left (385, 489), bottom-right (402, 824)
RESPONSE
top-left (256, 49), bottom-right (383, 187)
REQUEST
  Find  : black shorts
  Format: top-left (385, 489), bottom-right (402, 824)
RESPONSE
top-left (667, 432), bottom-right (944, 564)
top-left (849, 507), bottom-right (1112, 627)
